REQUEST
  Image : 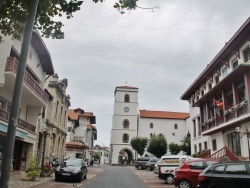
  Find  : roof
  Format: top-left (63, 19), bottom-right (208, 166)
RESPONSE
top-left (68, 109), bottom-right (79, 120)
top-left (181, 16), bottom-right (250, 100)
top-left (66, 142), bottom-right (85, 148)
top-left (140, 110), bottom-right (189, 120)
top-left (31, 30), bottom-right (54, 75)
top-left (79, 112), bottom-right (95, 117)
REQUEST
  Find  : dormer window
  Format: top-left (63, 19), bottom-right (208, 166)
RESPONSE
top-left (215, 76), bottom-right (219, 84)
top-left (221, 67), bottom-right (228, 78)
top-left (208, 83), bottom-right (212, 90)
top-left (243, 47), bottom-right (250, 63)
top-left (233, 60), bottom-right (238, 69)
top-left (124, 94), bottom-right (130, 102)
top-left (201, 90), bottom-right (204, 96)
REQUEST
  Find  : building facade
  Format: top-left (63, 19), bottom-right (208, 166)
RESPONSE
top-left (0, 30), bottom-right (54, 170)
top-left (181, 17), bottom-right (250, 160)
top-left (37, 74), bottom-right (70, 165)
top-left (66, 108), bottom-right (97, 163)
top-left (93, 145), bottom-right (109, 165)
top-left (110, 86), bottom-right (190, 165)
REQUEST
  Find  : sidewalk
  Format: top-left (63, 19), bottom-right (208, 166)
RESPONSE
top-left (4, 167), bottom-right (103, 188)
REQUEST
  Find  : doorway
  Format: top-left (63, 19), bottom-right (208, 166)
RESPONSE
top-left (227, 131), bottom-right (241, 156)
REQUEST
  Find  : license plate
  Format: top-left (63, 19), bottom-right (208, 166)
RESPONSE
top-left (62, 173), bottom-right (70, 176)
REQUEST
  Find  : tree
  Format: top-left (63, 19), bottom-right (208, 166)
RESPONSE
top-left (0, 0), bottom-right (159, 43)
top-left (181, 132), bottom-right (191, 155)
top-left (147, 134), bottom-right (167, 158)
top-left (130, 137), bottom-right (148, 156)
top-left (169, 142), bottom-right (181, 155)
top-left (93, 152), bottom-right (101, 161)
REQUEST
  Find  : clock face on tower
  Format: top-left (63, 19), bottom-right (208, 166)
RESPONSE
top-left (124, 107), bottom-right (129, 112)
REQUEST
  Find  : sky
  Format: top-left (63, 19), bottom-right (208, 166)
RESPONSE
top-left (43, 0), bottom-right (250, 147)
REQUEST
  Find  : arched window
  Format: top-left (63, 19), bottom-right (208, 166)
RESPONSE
top-left (124, 94), bottom-right (130, 102)
top-left (123, 119), bottom-right (130, 129)
top-left (150, 123), bottom-right (153, 128)
top-left (123, 134), bottom-right (129, 143)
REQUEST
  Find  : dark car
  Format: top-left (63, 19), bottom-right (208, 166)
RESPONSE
top-left (55, 158), bottom-right (88, 182)
top-left (135, 157), bottom-right (154, 170)
top-left (174, 158), bottom-right (219, 188)
top-left (197, 161), bottom-right (250, 188)
top-left (145, 158), bottom-right (159, 171)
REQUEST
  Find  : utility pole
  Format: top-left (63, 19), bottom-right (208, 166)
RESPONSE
top-left (0, 0), bottom-right (39, 187)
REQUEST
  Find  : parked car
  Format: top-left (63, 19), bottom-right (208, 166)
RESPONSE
top-left (145, 158), bottom-right (159, 171)
top-left (55, 158), bottom-right (88, 182)
top-left (135, 157), bottom-right (154, 170)
top-left (158, 155), bottom-right (195, 184)
top-left (174, 158), bottom-right (219, 188)
top-left (197, 161), bottom-right (250, 188)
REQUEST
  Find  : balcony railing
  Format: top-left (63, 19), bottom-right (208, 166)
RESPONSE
top-left (5, 57), bottom-right (48, 104)
top-left (0, 108), bottom-right (36, 133)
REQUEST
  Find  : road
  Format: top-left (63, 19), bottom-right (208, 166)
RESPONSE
top-left (83, 166), bottom-right (147, 188)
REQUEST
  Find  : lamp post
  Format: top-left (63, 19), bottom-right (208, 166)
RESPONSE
top-left (236, 126), bottom-right (250, 160)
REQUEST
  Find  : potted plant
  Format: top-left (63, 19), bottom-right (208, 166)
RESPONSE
top-left (21, 156), bottom-right (40, 181)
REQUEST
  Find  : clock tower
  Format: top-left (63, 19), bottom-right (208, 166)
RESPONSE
top-left (110, 86), bottom-right (139, 165)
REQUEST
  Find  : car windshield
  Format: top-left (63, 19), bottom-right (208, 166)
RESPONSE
top-left (60, 159), bottom-right (82, 167)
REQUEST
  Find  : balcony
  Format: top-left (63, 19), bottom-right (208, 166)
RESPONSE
top-left (0, 108), bottom-right (36, 133)
top-left (5, 57), bottom-right (48, 105)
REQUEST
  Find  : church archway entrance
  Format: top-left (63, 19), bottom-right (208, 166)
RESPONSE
top-left (118, 148), bottom-right (133, 165)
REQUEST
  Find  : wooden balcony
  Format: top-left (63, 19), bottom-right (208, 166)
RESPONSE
top-left (0, 108), bottom-right (36, 133)
top-left (5, 57), bottom-right (48, 104)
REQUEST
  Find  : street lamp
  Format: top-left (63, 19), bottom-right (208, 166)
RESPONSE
top-left (235, 126), bottom-right (250, 160)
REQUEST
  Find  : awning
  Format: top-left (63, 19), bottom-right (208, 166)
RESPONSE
top-left (0, 122), bottom-right (28, 139)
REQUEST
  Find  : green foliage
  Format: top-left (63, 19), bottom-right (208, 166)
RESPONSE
top-left (130, 137), bottom-right (148, 156)
top-left (0, 0), bottom-right (139, 43)
top-left (147, 134), bottom-right (167, 158)
top-left (169, 142), bottom-right (181, 155)
top-left (180, 132), bottom-right (191, 155)
top-left (93, 152), bottom-right (101, 161)
top-left (25, 156), bottom-right (40, 180)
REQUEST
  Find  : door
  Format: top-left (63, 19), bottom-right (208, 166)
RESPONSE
top-left (227, 131), bottom-right (241, 156)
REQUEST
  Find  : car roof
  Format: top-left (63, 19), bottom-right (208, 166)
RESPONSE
top-left (185, 158), bottom-right (219, 163)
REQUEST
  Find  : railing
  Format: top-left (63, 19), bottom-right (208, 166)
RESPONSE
top-left (210, 146), bottom-right (239, 161)
top-left (5, 57), bottom-right (48, 104)
top-left (197, 149), bottom-right (211, 158)
top-left (0, 108), bottom-right (36, 133)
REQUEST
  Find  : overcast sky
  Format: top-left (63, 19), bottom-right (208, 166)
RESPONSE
top-left (43, 0), bottom-right (250, 147)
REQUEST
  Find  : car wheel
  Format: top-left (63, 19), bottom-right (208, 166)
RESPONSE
top-left (178, 180), bottom-right (191, 188)
top-left (146, 166), bottom-right (151, 171)
top-left (165, 175), bottom-right (174, 184)
top-left (138, 165), bottom-right (143, 170)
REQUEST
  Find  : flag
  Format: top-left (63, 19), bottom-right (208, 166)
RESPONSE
top-left (213, 99), bottom-right (223, 117)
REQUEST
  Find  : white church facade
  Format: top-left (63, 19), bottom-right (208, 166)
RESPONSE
top-left (110, 86), bottom-right (190, 165)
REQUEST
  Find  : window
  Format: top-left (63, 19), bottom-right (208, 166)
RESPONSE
top-left (124, 94), bottom-right (130, 102)
top-left (172, 133), bottom-right (175, 136)
top-left (212, 139), bottom-right (217, 151)
top-left (225, 164), bottom-right (247, 175)
top-left (123, 119), bottom-right (130, 129)
top-left (68, 127), bottom-right (72, 132)
top-left (212, 165), bottom-right (225, 174)
top-left (194, 145), bottom-right (197, 153)
top-left (204, 141), bottom-right (208, 150)
top-left (150, 123), bottom-right (153, 129)
top-left (189, 161), bottom-right (203, 170)
top-left (201, 90), bottom-right (204, 96)
top-left (233, 60), bottom-right (238, 69)
top-left (221, 67), bottom-right (228, 78)
top-left (192, 98), bottom-right (195, 105)
top-left (208, 83), bottom-right (212, 90)
top-left (215, 76), bottom-right (219, 84)
top-left (199, 143), bottom-right (202, 152)
top-left (122, 134), bottom-right (129, 143)
top-left (243, 47), bottom-right (250, 63)
top-left (193, 119), bottom-right (196, 138)
top-left (174, 124), bottom-right (178, 129)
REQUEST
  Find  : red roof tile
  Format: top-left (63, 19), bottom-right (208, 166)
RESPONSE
top-left (140, 110), bottom-right (189, 119)
top-left (68, 109), bottom-right (78, 120)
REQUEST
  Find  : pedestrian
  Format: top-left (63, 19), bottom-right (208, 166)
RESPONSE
top-left (122, 155), bottom-right (126, 166)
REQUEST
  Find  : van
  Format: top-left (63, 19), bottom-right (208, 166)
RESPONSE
top-left (157, 155), bottom-right (195, 184)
